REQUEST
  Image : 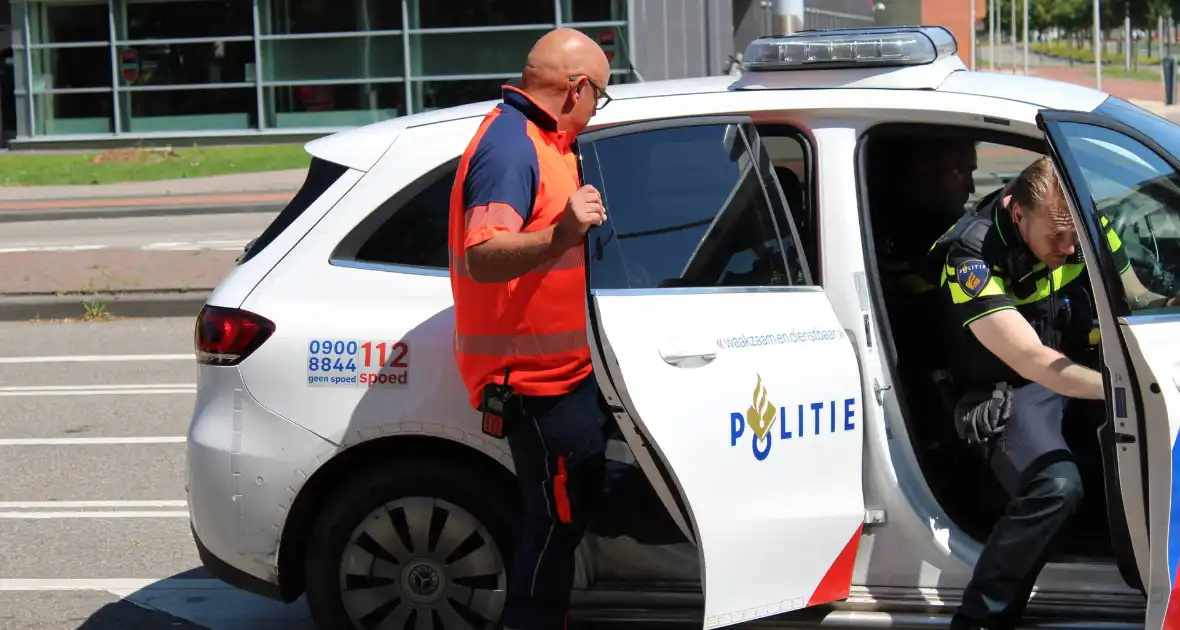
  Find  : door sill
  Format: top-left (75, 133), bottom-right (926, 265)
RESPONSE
top-left (571, 584), bottom-right (1146, 628)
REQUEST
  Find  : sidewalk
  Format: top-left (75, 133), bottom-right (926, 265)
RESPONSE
top-left (0, 168), bottom-right (306, 319)
top-left (0, 250), bottom-right (241, 320)
top-left (0, 168), bottom-right (306, 222)
top-left (1021, 65), bottom-right (1166, 103)
top-left (981, 64), bottom-right (1180, 117)
top-left (1, 248), bottom-right (241, 295)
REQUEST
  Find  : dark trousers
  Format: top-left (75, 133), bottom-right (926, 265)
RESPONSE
top-left (953, 384), bottom-right (1085, 630)
top-left (501, 375), bottom-right (611, 630)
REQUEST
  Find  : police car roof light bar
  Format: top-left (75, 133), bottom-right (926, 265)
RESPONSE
top-left (742, 25), bottom-right (958, 72)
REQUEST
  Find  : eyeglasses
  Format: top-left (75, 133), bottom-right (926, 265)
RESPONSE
top-left (569, 75), bottom-right (612, 110)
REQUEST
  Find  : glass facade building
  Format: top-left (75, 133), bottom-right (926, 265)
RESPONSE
top-left (9, 0), bottom-right (632, 142)
top-left (5, 0), bottom-right (975, 145)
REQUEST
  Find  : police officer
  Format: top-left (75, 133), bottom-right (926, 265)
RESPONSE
top-left (873, 134), bottom-right (978, 301)
top-left (925, 156), bottom-right (1177, 630)
top-left (871, 136), bottom-right (978, 453)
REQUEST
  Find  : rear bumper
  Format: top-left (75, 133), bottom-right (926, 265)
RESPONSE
top-left (192, 522), bottom-right (285, 601)
top-left (186, 364), bottom-right (338, 601)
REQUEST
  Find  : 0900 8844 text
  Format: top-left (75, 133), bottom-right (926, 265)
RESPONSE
top-left (305, 338), bottom-right (411, 388)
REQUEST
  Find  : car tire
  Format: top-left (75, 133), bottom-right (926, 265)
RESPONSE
top-left (304, 456), bottom-right (516, 630)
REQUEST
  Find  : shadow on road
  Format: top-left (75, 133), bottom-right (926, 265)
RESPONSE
top-left (77, 599), bottom-right (206, 630)
top-left (77, 567), bottom-right (314, 630)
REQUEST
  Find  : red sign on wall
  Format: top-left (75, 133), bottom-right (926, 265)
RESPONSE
top-left (121, 48), bottom-right (139, 85)
top-left (598, 30), bottom-right (616, 63)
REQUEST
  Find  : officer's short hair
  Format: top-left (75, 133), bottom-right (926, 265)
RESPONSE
top-left (1008, 156), bottom-right (1066, 215)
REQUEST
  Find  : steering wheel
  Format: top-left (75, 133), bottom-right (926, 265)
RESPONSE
top-left (1109, 200), bottom-right (1180, 297)
top-left (1113, 225), bottom-right (1180, 298)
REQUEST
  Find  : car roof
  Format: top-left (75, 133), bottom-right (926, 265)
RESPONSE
top-left (306, 55), bottom-right (1110, 172)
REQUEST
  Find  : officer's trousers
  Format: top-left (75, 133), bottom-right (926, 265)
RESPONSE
top-left (953, 383), bottom-right (1085, 630)
top-left (501, 374), bottom-right (608, 630)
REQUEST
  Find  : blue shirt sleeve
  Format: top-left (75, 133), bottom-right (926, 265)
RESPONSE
top-left (461, 115), bottom-right (539, 247)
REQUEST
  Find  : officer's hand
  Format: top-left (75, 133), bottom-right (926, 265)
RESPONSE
top-left (953, 385), bottom-right (1013, 446)
top-left (554, 185), bottom-right (606, 249)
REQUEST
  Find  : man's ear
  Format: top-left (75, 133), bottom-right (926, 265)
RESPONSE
top-left (1009, 200), bottom-right (1023, 225)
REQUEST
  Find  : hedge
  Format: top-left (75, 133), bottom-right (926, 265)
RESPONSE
top-left (1028, 42), bottom-right (1161, 65)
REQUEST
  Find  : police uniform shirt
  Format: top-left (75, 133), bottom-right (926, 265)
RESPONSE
top-left (878, 200), bottom-right (966, 297)
top-left (930, 189), bottom-right (1131, 390)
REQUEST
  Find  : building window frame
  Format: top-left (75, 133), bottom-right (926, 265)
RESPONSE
top-left (12, 0), bottom-right (636, 140)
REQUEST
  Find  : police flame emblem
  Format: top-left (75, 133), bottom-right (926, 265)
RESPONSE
top-left (957, 259), bottom-right (991, 299)
top-left (747, 374), bottom-right (777, 442)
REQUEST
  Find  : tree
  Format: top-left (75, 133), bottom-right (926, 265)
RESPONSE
top-left (1028, 0), bottom-right (1060, 32)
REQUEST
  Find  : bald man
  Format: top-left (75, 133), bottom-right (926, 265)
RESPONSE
top-left (447, 28), bottom-right (613, 630)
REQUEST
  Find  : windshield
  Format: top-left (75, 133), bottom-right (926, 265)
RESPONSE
top-left (1094, 96), bottom-right (1180, 159)
top-left (1060, 96), bottom-right (1180, 304)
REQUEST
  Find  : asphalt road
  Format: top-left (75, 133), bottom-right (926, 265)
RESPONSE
top-left (0, 317), bottom-right (735, 630)
top-left (0, 142), bottom-right (1038, 258)
top-left (0, 316), bottom-right (316, 630)
top-left (0, 212), bottom-right (278, 255)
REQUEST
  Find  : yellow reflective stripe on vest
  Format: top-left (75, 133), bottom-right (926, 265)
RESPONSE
top-left (1106, 226), bottom-right (1123, 253)
top-left (1100, 215), bottom-right (1124, 253)
top-left (1010, 262), bottom-right (1087, 305)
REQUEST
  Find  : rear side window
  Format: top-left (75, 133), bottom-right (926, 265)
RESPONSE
top-left (332, 160), bottom-right (456, 271)
top-left (351, 165), bottom-right (455, 269)
top-left (240, 157), bottom-right (349, 265)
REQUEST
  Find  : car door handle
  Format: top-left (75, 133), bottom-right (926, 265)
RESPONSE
top-left (658, 344), bottom-right (718, 368)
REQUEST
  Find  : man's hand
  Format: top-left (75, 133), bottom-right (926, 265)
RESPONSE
top-left (464, 185), bottom-right (605, 283)
top-left (954, 384), bottom-right (1013, 446)
top-left (1119, 267), bottom-right (1180, 309)
top-left (553, 185), bottom-right (606, 250)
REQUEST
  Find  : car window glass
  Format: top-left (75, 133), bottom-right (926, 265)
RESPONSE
top-left (1055, 122), bottom-right (1180, 313)
top-left (760, 132), bottom-right (815, 283)
top-left (351, 167), bottom-right (453, 268)
top-left (242, 157), bottom-right (348, 265)
top-left (971, 142), bottom-right (1043, 208)
top-left (585, 123), bottom-right (791, 290)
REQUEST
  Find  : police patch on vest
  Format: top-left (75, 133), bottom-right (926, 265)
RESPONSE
top-left (957, 259), bottom-right (991, 299)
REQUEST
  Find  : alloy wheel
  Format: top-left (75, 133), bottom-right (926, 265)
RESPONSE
top-left (338, 496), bottom-right (507, 629)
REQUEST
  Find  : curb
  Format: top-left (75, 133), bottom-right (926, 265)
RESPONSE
top-left (0, 291), bottom-right (210, 321)
top-left (0, 201), bottom-right (286, 224)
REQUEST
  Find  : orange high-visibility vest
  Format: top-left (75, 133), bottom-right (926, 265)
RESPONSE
top-left (448, 86), bottom-right (591, 410)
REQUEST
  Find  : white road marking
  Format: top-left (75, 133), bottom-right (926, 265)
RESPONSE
top-left (141, 240), bottom-right (248, 252)
top-left (0, 578), bottom-right (231, 592)
top-left (0, 500), bottom-right (187, 509)
top-left (0, 384), bottom-right (193, 391)
top-left (0, 384), bottom-right (196, 397)
top-left (0, 240), bottom-right (248, 254)
top-left (0, 436), bottom-right (187, 446)
top-left (0, 510), bottom-right (190, 519)
top-left (0, 245), bottom-right (110, 254)
top-left (0, 353), bottom-right (193, 364)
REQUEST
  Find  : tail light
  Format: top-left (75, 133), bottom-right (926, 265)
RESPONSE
top-left (194, 305), bottom-right (276, 366)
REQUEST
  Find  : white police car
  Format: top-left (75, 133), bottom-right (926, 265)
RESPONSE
top-left (186, 25), bottom-right (1180, 630)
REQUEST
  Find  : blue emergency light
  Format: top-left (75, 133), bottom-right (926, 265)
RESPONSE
top-left (742, 25), bottom-right (958, 71)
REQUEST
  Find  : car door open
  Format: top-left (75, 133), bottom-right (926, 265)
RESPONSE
top-left (576, 115), bottom-right (867, 628)
top-left (1039, 103), bottom-right (1180, 629)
